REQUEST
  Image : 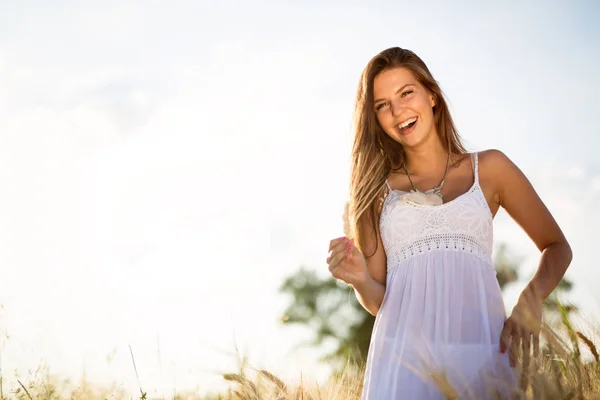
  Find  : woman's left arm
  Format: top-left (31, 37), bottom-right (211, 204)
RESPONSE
top-left (484, 149), bottom-right (573, 368)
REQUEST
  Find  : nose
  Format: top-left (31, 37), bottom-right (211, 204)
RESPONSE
top-left (390, 98), bottom-right (402, 117)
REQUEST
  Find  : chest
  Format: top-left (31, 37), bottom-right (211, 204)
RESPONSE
top-left (381, 185), bottom-right (492, 236)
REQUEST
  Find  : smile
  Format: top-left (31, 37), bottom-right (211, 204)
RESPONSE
top-left (396, 117), bottom-right (418, 134)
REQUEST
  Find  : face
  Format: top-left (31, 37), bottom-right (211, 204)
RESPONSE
top-left (372, 67), bottom-right (437, 148)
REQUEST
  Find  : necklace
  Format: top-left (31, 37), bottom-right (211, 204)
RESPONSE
top-left (402, 151), bottom-right (451, 201)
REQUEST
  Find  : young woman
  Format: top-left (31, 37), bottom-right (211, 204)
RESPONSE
top-left (326, 47), bottom-right (572, 399)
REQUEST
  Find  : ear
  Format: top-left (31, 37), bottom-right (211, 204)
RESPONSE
top-left (430, 95), bottom-right (436, 108)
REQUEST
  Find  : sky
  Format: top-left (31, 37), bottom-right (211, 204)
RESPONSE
top-left (0, 0), bottom-right (599, 397)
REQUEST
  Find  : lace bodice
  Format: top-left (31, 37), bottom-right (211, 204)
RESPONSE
top-left (380, 153), bottom-right (494, 270)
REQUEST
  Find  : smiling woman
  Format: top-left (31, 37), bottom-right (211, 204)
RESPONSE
top-left (326, 47), bottom-right (573, 399)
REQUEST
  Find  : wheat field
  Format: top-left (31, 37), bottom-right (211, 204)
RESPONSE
top-left (208, 311), bottom-right (600, 400)
top-left (2, 309), bottom-right (598, 400)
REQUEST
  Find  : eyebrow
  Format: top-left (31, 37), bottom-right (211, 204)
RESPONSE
top-left (374, 84), bottom-right (416, 105)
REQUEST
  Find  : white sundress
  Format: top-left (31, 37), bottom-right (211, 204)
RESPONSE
top-left (361, 153), bottom-right (519, 399)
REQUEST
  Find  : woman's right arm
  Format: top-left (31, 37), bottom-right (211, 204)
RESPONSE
top-left (352, 222), bottom-right (387, 316)
top-left (328, 220), bottom-right (387, 316)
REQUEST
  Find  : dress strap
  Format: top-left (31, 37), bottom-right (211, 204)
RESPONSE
top-left (379, 179), bottom-right (392, 208)
top-left (472, 152), bottom-right (480, 185)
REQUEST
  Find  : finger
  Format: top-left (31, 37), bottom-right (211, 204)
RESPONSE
top-left (328, 240), bottom-right (353, 264)
top-left (500, 321), bottom-right (512, 353)
top-left (331, 258), bottom-right (349, 280)
top-left (509, 330), bottom-right (520, 368)
top-left (342, 239), bottom-right (353, 256)
top-left (347, 238), bottom-right (356, 252)
top-left (328, 253), bottom-right (344, 273)
top-left (328, 241), bottom-right (351, 262)
top-left (336, 269), bottom-right (346, 281)
top-left (329, 236), bottom-right (349, 252)
top-left (533, 333), bottom-right (540, 358)
top-left (327, 239), bottom-right (350, 263)
top-left (522, 331), bottom-right (531, 369)
top-left (328, 250), bottom-right (351, 274)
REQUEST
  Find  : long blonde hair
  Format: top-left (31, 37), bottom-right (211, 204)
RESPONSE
top-left (348, 47), bottom-right (467, 257)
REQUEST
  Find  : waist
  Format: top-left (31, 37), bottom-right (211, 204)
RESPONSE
top-left (384, 233), bottom-right (492, 266)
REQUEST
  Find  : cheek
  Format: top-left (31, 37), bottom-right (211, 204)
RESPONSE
top-left (416, 96), bottom-right (434, 115)
top-left (377, 113), bottom-right (394, 130)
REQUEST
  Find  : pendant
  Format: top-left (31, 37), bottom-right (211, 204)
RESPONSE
top-left (432, 189), bottom-right (443, 199)
top-left (399, 190), bottom-right (444, 206)
top-left (423, 192), bottom-right (443, 206)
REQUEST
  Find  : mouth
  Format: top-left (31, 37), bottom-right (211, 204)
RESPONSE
top-left (396, 117), bottom-right (418, 135)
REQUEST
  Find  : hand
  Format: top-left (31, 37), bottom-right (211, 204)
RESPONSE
top-left (500, 290), bottom-right (543, 369)
top-left (327, 236), bottom-right (369, 286)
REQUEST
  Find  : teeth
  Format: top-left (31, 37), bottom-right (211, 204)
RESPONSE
top-left (398, 117), bottom-right (417, 129)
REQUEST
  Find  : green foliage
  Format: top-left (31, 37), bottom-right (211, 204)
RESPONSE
top-left (279, 267), bottom-right (374, 368)
top-left (493, 242), bottom-right (522, 291)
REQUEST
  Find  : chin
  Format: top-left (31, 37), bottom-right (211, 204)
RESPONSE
top-left (393, 131), bottom-right (424, 148)
top-left (406, 128), bottom-right (437, 148)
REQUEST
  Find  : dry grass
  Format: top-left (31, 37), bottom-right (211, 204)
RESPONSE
top-left (1, 314), bottom-right (599, 399)
top-left (0, 363), bottom-right (129, 400)
top-left (212, 318), bottom-right (600, 400)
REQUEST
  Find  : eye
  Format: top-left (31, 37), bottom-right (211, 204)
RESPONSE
top-left (375, 102), bottom-right (389, 111)
top-left (401, 90), bottom-right (413, 97)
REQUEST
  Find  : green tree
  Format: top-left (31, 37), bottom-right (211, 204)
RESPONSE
top-left (279, 267), bottom-right (373, 370)
top-left (493, 242), bottom-right (521, 291)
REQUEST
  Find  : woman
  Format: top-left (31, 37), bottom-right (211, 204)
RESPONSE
top-left (326, 47), bottom-right (572, 399)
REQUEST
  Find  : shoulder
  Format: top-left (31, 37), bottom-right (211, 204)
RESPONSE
top-left (476, 149), bottom-right (521, 179)
top-left (476, 148), bottom-right (512, 167)
top-left (476, 149), bottom-right (569, 254)
top-left (476, 148), bottom-right (531, 203)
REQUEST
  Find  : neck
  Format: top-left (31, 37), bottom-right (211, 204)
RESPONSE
top-left (403, 135), bottom-right (449, 176)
